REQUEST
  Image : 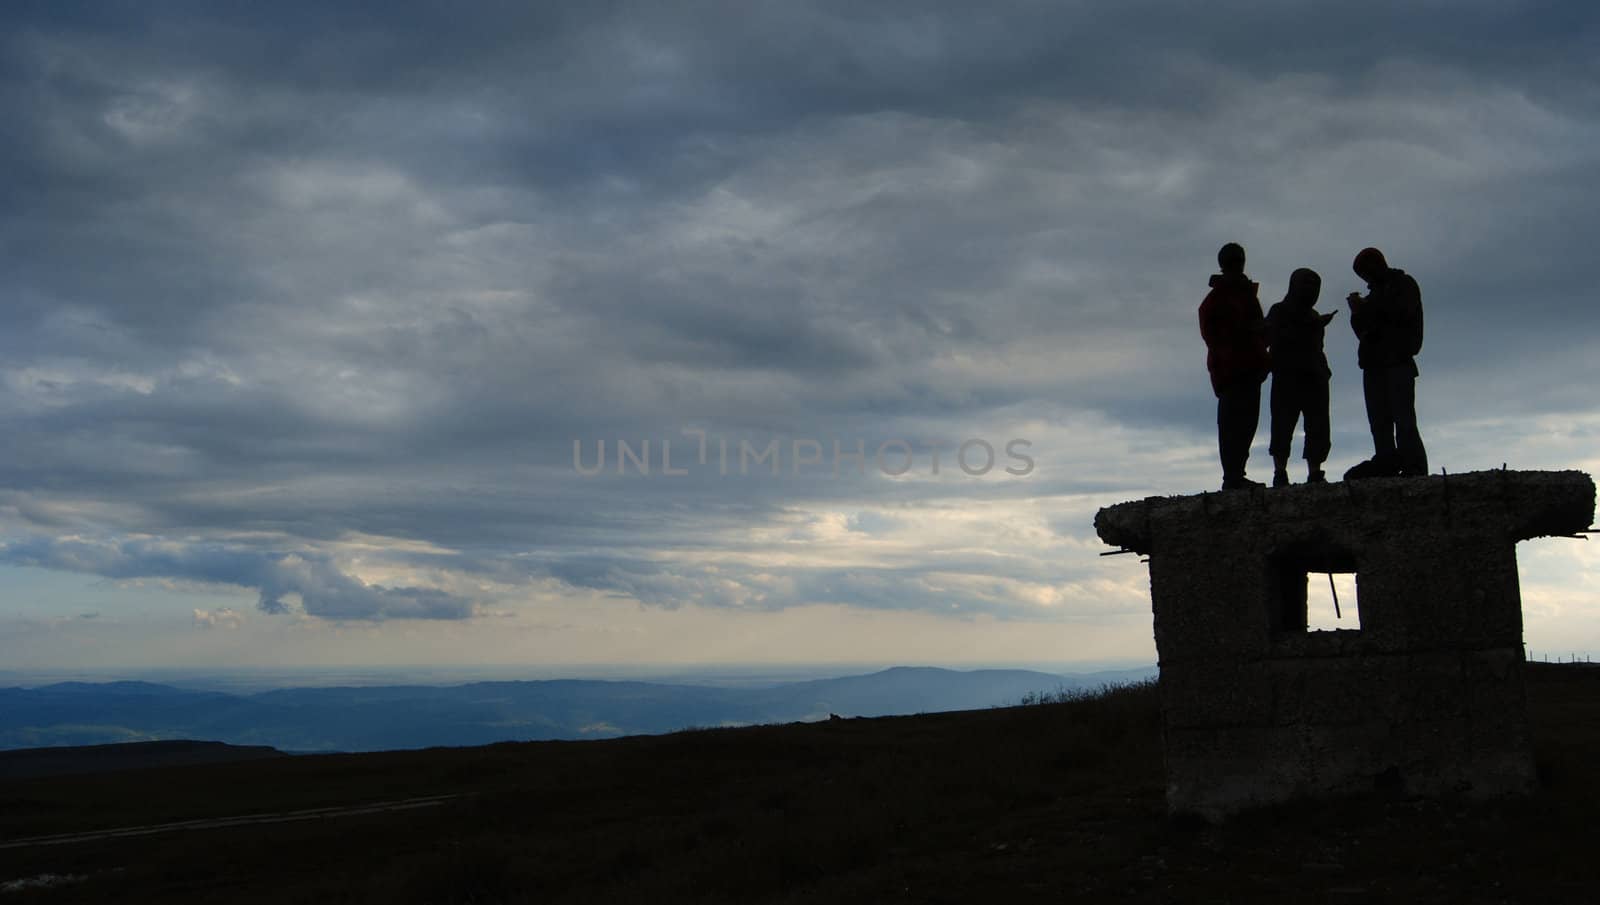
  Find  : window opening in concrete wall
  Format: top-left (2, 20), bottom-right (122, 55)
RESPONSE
top-left (1307, 572), bottom-right (1359, 631)
top-left (1266, 543), bottom-right (1361, 633)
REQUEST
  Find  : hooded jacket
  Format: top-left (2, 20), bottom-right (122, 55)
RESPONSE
top-left (1350, 268), bottom-right (1424, 371)
top-left (1265, 268), bottom-right (1333, 378)
top-left (1199, 272), bottom-right (1269, 396)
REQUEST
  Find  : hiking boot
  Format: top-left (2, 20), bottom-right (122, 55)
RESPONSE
top-left (1272, 469), bottom-right (1290, 488)
top-left (1343, 458), bottom-right (1398, 481)
top-left (1221, 476), bottom-right (1264, 491)
top-left (1306, 467), bottom-right (1327, 484)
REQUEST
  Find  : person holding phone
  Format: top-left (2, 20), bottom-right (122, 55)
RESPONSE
top-left (1344, 247), bottom-right (1429, 479)
top-left (1265, 268), bottom-right (1335, 486)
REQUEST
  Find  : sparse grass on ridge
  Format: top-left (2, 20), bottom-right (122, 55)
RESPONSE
top-left (1015, 677), bottom-right (1157, 707)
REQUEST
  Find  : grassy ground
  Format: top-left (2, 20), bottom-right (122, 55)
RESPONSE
top-left (2, 665), bottom-right (1596, 903)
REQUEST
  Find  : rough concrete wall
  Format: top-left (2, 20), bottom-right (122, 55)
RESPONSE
top-left (1094, 470), bottom-right (1595, 819)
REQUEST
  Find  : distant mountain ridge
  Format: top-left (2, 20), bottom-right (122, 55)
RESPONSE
top-left (0, 666), bottom-right (1154, 753)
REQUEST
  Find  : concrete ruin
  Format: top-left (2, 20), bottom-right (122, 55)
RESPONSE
top-left (1095, 469), bottom-right (1595, 819)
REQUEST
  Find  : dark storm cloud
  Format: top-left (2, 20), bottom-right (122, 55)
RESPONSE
top-left (3, 1), bottom-right (1599, 620)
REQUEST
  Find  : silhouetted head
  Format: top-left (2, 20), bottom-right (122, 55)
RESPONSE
top-left (1217, 242), bottom-right (1246, 276)
top-left (1287, 267), bottom-right (1321, 308)
top-left (1353, 247), bottom-right (1388, 284)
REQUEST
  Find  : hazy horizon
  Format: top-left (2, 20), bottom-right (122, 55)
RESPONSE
top-left (0, 658), bottom-right (1158, 692)
top-left (0, 661), bottom-right (1164, 751)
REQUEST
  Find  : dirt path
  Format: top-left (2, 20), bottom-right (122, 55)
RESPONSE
top-left (0, 794), bottom-right (462, 850)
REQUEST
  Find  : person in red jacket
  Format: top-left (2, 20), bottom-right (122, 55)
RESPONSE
top-left (1198, 242), bottom-right (1270, 490)
top-left (1343, 247), bottom-right (1429, 479)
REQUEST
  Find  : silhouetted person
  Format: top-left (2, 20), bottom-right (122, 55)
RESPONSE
top-left (1344, 247), bottom-right (1428, 479)
top-left (1265, 268), bottom-right (1335, 486)
top-left (1199, 242), bottom-right (1269, 489)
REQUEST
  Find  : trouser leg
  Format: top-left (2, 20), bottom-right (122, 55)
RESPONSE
top-left (1267, 374), bottom-right (1299, 464)
top-left (1217, 380), bottom-right (1261, 480)
top-left (1303, 376), bottom-right (1331, 467)
top-left (1386, 365), bottom-right (1428, 475)
top-left (1363, 367), bottom-right (1396, 466)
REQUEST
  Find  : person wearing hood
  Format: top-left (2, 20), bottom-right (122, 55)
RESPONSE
top-left (1198, 242), bottom-right (1270, 490)
top-left (1344, 247), bottom-right (1429, 479)
top-left (1265, 268), bottom-right (1335, 486)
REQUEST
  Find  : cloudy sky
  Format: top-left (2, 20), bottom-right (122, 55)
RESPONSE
top-left (2, 1), bottom-right (1598, 676)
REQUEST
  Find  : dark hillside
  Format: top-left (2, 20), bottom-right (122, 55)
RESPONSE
top-left (1, 665), bottom-right (1596, 903)
top-left (0, 740), bottom-right (285, 780)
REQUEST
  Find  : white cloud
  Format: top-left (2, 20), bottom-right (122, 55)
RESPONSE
top-left (192, 607), bottom-right (244, 630)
